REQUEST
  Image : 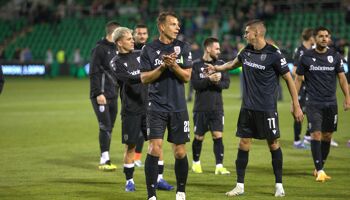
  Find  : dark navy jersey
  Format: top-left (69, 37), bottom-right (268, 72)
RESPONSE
top-left (297, 48), bottom-right (344, 105)
top-left (140, 39), bottom-right (193, 112)
top-left (293, 45), bottom-right (309, 96)
top-left (293, 45), bottom-right (308, 66)
top-left (89, 38), bottom-right (118, 99)
top-left (110, 50), bottom-right (148, 114)
top-left (237, 43), bottom-right (289, 111)
top-left (191, 58), bottom-right (230, 112)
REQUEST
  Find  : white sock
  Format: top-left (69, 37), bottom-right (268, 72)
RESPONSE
top-left (294, 140), bottom-right (302, 145)
top-left (193, 160), bottom-right (200, 164)
top-left (275, 183), bottom-right (283, 188)
top-left (126, 178), bottom-right (134, 184)
top-left (216, 163), bottom-right (223, 168)
top-left (124, 163), bottom-right (135, 168)
top-left (237, 183), bottom-right (244, 189)
top-left (157, 174), bottom-right (163, 182)
top-left (100, 151), bottom-right (110, 164)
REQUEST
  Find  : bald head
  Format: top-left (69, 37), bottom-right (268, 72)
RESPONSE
top-left (245, 19), bottom-right (266, 37)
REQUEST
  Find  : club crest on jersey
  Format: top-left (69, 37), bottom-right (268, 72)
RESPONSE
top-left (174, 46), bottom-right (181, 55)
top-left (124, 63), bottom-right (128, 67)
top-left (261, 54), bottom-right (266, 61)
top-left (327, 56), bottom-right (333, 63)
top-left (137, 56), bottom-right (140, 63)
top-left (312, 58), bottom-right (316, 62)
top-left (156, 50), bottom-right (160, 55)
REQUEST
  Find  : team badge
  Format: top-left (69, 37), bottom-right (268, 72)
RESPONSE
top-left (156, 50), bottom-right (160, 55)
top-left (312, 58), bottom-right (316, 62)
top-left (123, 134), bottom-right (128, 141)
top-left (327, 56), bottom-right (333, 63)
top-left (124, 63), bottom-right (128, 67)
top-left (261, 54), bottom-right (266, 61)
top-left (174, 46), bottom-right (181, 55)
top-left (137, 57), bottom-right (140, 63)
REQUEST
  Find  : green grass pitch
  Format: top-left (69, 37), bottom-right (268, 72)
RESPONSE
top-left (0, 76), bottom-right (349, 200)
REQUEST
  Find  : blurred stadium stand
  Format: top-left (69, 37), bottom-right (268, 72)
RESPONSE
top-left (0, 0), bottom-right (349, 76)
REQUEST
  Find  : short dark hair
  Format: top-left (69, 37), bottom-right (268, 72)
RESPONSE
top-left (203, 37), bottom-right (219, 48)
top-left (245, 19), bottom-right (265, 28)
top-left (313, 26), bottom-right (331, 36)
top-left (157, 11), bottom-right (178, 27)
top-left (135, 24), bottom-right (148, 29)
top-left (105, 21), bottom-right (120, 35)
top-left (301, 28), bottom-right (314, 41)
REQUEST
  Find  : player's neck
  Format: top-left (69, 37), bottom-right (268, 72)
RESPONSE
top-left (315, 45), bottom-right (327, 54)
top-left (202, 53), bottom-right (213, 62)
top-left (253, 39), bottom-right (266, 50)
top-left (106, 35), bottom-right (114, 43)
top-left (118, 48), bottom-right (131, 54)
top-left (159, 35), bottom-right (174, 44)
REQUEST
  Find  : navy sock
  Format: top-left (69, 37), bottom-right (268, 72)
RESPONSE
top-left (321, 141), bottom-right (331, 167)
top-left (213, 138), bottom-right (224, 164)
top-left (310, 140), bottom-right (323, 171)
top-left (192, 138), bottom-right (203, 162)
top-left (99, 130), bottom-right (111, 153)
top-left (124, 166), bottom-right (134, 180)
top-left (235, 149), bottom-right (249, 183)
top-left (294, 121), bottom-right (301, 141)
top-left (158, 163), bottom-right (164, 177)
top-left (145, 154), bottom-right (159, 198)
top-left (175, 155), bottom-right (188, 192)
top-left (271, 148), bottom-right (283, 183)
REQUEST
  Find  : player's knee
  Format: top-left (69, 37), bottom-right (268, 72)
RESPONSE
top-left (212, 131), bottom-right (222, 139)
top-left (322, 132), bottom-right (332, 141)
top-left (99, 124), bottom-right (112, 133)
top-left (311, 131), bottom-right (322, 140)
top-left (174, 145), bottom-right (186, 159)
top-left (268, 140), bottom-right (280, 150)
top-left (148, 142), bottom-right (162, 156)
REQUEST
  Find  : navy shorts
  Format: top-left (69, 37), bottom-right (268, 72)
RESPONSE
top-left (306, 104), bottom-right (338, 133)
top-left (121, 113), bottom-right (147, 144)
top-left (146, 111), bottom-right (190, 144)
top-left (193, 111), bottom-right (224, 135)
top-left (236, 108), bottom-right (280, 140)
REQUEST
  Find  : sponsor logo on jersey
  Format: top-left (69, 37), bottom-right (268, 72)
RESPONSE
top-left (154, 57), bottom-right (183, 66)
top-left (310, 65), bottom-right (334, 71)
top-left (174, 46), bottom-right (181, 55)
top-left (327, 56), bottom-right (333, 63)
top-left (243, 59), bottom-right (266, 70)
top-left (129, 69), bottom-right (140, 75)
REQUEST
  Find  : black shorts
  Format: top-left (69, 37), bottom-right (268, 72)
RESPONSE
top-left (236, 108), bottom-right (280, 140)
top-left (147, 111), bottom-right (190, 144)
top-left (121, 113), bottom-right (147, 144)
top-left (306, 104), bottom-right (338, 133)
top-left (193, 111), bottom-right (224, 135)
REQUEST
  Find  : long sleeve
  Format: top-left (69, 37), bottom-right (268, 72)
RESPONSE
top-left (212, 71), bottom-right (230, 90)
top-left (89, 47), bottom-right (103, 98)
top-left (191, 65), bottom-right (211, 91)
